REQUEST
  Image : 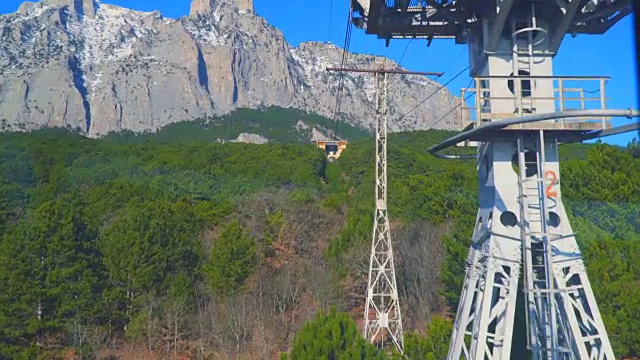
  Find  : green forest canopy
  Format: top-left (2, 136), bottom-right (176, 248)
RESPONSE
top-left (0, 107), bottom-right (639, 359)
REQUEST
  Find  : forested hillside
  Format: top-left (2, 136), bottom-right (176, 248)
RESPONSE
top-left (103, 107), bottom-right (371, 144)
top-left (0, 109), bottom-right (638, 359)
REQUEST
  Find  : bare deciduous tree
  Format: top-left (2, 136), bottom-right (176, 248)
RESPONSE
top-left (395, 221), bottom-right (451, 332)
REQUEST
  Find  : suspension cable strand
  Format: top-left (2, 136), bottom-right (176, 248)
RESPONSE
top-left (397, 65), bottom-right (469, 121)
top-left (445, 49), bottom-right (465, 72)
top-left (398, 39), bottom-right (413, 66)
top-left (331, 6), bottom-right (354, 138)
top-left (426, 78), bottom-right (473, 129)
top-left (429, 92), bottom-right (476, 130)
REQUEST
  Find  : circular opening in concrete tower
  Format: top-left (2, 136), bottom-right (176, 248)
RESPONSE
top-left (511, 150), bottom-right (538, 177)
top-left (507, 70), bottom-right (533, 98)
top-left (500, 211), bottom-right (518, 227)
top-left (548, 212), bottom-right (560, 227)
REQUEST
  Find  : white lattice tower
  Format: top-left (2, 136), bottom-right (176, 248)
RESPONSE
top-left (363, 65), bottom-right (404, 354)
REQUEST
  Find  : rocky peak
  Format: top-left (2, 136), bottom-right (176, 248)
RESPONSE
top-left (0, 0), bottom-right (464, 138)
top-left (235, 0), bottom-right (253, 12)
top-left (294, 41), bottom-right (388, 65)
top-left (296, 41), bottom-right (339, 52)
top-left (189, 0), bottom-right (253, 17)
top-left (189, 0), bottom-right (216, 17)
top-left (39, 0), bottom-right (100, 18)
top-left (16, 1), bottom-right (37, 13)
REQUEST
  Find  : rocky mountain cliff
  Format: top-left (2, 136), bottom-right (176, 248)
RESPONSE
top-left (0, 0), bottom-right (465, 138)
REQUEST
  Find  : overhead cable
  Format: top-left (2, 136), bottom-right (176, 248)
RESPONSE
top-left (398, 39), bottom-right (413, 66)
top-left (331, 6), bottom-right (354, 138)
top-left (397, 65), bottom-right (469, 121)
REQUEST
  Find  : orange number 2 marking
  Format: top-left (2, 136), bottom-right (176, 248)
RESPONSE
top-left (545, 170), bottom-right (558, 198)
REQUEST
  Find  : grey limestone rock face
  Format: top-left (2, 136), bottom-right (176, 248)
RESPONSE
top-left (310, 128), bottom-right (331, 142)
top-left (190, 0), bottom-right (253, 16)
top-left (233, 132), bottom-right (268, 144)
top-left (0, 0), bottom-right (466, 137)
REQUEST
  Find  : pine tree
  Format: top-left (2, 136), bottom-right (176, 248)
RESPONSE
top-left (289, 308), bottom-right (384, 359)
top-left (99, 199), bottom-right (203, 328)
top-left (403, 315), bottom-right (453, 360)
top-left (204, 221), bottom-right (257, 296)
top-left (0, 197), bottom-right (105, 357)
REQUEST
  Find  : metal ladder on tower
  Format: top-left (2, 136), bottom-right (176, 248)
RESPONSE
top-left (516, 131), bottom-right (572, 360)
top-left (512, 16), bottom-right (616, 352)
top-left (512, 9), bottom-right (573, 358)
top-left (511, 2), bottom-right (542, 117)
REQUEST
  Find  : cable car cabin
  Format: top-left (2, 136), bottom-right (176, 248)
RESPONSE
top-left (316, 140), bottom-right (347, 160)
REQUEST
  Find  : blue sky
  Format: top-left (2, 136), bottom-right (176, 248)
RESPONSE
top-left (2, 0), bottom-right (638, 145)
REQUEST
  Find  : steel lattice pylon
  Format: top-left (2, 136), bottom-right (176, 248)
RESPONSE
top-left (363, 68), bottom-right (404, 354)
top-left (325, 65), bottom-right (442, 355)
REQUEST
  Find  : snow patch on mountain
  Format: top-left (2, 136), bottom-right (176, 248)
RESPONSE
top-left (64, 3), bottom-right (158, 66)
top-left (11, 2), bottom-right (52, 23)
top-left (183, 18), bottom-right (227, 47)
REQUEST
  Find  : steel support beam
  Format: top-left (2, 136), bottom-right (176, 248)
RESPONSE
top-left (350, 1), bottom-right (635, 358)
top-left (548, 0), bottom-right (587, 52)
top-left (427, 109), bottom-right (640, 159)
top-left (486, 0), bottom-right (516, 51)
top-left (569, 8), bottom-right (633, 34)
top-left (326, 64), bottom-right (443, 355)
top-left (326, 67), bottom-right (443, 77)
top-left (365, 0), bottom-right (386, 34)
top-left (352, 0), bottom-right (633, 47)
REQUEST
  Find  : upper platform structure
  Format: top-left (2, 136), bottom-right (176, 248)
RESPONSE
top-left (352, 0), bottom-right (634, 135)
top-left (455, 75), bottom-right (612, 131)
top-left (351, 0), bottom-right (632, 52)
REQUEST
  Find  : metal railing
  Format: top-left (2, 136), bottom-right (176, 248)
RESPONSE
top-left (458, 76), bottom-right (610, 130)
top-left (385, 0), bottom-right (454, 8)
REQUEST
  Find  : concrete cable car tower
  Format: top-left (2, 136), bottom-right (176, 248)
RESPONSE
top-left (350, 0), bottom-right (639, 359)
